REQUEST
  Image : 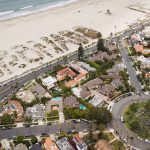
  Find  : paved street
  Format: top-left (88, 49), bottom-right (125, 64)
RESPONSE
top-left (111, 94), bottom-right (150, 150)
top-left (0, 122), bottom-right (89, 140)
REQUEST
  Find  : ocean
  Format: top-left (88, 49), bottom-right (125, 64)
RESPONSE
top-left (0, 0), bottom-right (77, 20)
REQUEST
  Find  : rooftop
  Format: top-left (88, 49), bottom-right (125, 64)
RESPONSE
top-left (44, 137), bottom-right (59, 150)
top-left (63, 96), bottom-right (80, 108)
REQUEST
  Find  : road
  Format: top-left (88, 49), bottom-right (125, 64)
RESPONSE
top-left (0, 122), bottom-right (89, 140)
top-left (111, 94), bottom-right (150, 150)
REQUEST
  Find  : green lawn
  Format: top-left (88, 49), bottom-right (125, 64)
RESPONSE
top-left (111, 139), bottom-right (126, 150)
top-left (104, 132), bottom-right (115, 141)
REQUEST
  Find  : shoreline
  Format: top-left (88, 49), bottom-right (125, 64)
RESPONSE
top-left (0, 0), bottom-right (80, 22)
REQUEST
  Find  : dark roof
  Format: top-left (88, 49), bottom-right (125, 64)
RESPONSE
top-left (29, 144), bottom-right (42, 150)
top-left (63, 96), bottom-right (80, 108)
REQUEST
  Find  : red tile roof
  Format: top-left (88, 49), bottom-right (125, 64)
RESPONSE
top-left (44, 137), bottom-right (59, 150)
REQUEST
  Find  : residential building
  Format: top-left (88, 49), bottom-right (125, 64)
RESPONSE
top-left (63, 96), bottom-right (80, 108)
top-left (56, 67), bottom-right (76, 81)
top-left (70, 62), bottom-right (88, 75)
top-left (94, 140), bottom-right (114, 150)
top-left (145, 72), bottom-right (150, 78)
top-left (72, 87), bottom-right (92, 100)
top-left (29, 81), bottom-right (51, 99)
top-left (0, 100), bottom-right (23, 117)
top-left (78, 61), bottom-right (96, 72)
top-left (41, 76), bottom-right (57, 90)
top-left (15, 144), bottom-right (28, 150)
top-left (25, 104), bottom-right (45, 120)
top-left (29, 143), bottom-right (42, 150)
top-left (72, 134), bottom-right (87, 150)
top-left (106, 42), bottom-right (117, 52)
top-left (89, 95), bottom-right (105, 107)
top-left (83, 78), bottom-right (103, 90)
top-left (99, 85), bottom-right (116, 98)
top-left (16, 90), bottom-right (36, 103)
top-left (134, 44), bottom-right (150, 55)
top-left (44, 137), bottom-right (59, 150)
top-left (46, 97), bottom-right (63, 112)
top-left (111, 79), bottom-right (123, 88)
top-left (56, 137), bottom-right (74, 150)
top-left (137, 56), bottom-right (150, 68)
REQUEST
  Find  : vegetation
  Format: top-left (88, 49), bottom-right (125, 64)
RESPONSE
top-left (0, 114), bottom-right (14, 124)
top-left (31, 136), bottom-right (38, 144)
top-left (78, 43), bottom-right (84, 60)
top-left (124, 100), bottom-right (150, 139)
top-left (112, 139), bottom-right (125, 150)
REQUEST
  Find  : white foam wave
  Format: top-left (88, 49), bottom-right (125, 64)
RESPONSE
top-left (20, 5), bottom-right (33, 10)
top-left (0, 10), bottom-right (15, 16)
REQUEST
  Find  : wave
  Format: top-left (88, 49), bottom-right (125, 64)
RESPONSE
top-left (0, 10), bottom-right (15, 16)
top-left (0, 0), bottom-right (79, 20)
top-left (20, 5), bottom-right (33, 10)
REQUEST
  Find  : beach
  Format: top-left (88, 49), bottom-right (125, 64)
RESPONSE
top-left (0, 0), bottom-right (150, 82)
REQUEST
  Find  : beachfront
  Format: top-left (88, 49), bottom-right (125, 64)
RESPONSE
top-left (0, 0), bottom-right (150, 82)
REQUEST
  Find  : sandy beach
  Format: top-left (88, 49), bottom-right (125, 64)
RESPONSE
top-left (0, 0), bottom-right (150, 82)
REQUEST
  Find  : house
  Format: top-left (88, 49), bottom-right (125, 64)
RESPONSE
top-left (134, 44), bottom-right (150, 55)
top-left (41, 76), bottom-right (57, 90)
top-left (94, 140), bottom-right (114, 150)
top-left (56, 137), bottom-right (74, 150)
top-left (16, 90), bottom-right (36, 103)
top-left (0, 100), bottom-right (23, 117)
top-left (44, 137), bottom-right (59, 150)
top-left (29, 143), bottom-right (42, 150)
top-left (131, 34), bottom-right (141, 43)
top-left (29, 81), bottom-right (51, 99)
top-left (89, 95), bottom-right (105, 107)
top-left (56, 67), bottom-right (76, 81)
top-left (65, 73), bottom-right (86, 88)
top-left (99, 85), bottom-right (116, 98)
top-left (72, 87), bottom-right (92, 100)
top-left (83, 78), bottom-right (103, 90)
top-left (15, 144), bottom-right (28, 150)
top-left (137, 56), bottom-right (150, 69)
top-left (78, 61), bottom-right (96, 72)
top-left (106, 42), bottom-right (117, 52)
top-left (46, 97), bottom-right (63, 113)
top-left (70, 62), bottom-right (88, 75)
top-left (25, 104), bottom-right (45, 120)
top-left (145, 72), bottom-right (150, 78)
top-left (72, 134), bottom-right (87, 150)
top-left (63, 96), bottom-right (80, 108)
top-left (111, 79), bottom-right (123, 88)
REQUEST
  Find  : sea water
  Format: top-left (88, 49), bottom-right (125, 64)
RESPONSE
top-left (0, 0), bottom-right (78, 20)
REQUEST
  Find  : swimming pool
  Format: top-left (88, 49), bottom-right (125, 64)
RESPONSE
top-left (51, 97), bottom-right (62, 101)
top-left (80, 104), bottom-right (87, 110)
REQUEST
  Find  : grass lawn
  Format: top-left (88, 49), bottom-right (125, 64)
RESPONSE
top-left (47, 116), bottom-right (59, 121)
top-left (104, 132), bottom-right (115, 141)
top-left (111, 139), bottom-right (126, 150)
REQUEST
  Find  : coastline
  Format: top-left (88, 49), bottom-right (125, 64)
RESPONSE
top-left (0, 0), bottom-right (79, 22)
top-left (0, 0), bottom-right (149, 82)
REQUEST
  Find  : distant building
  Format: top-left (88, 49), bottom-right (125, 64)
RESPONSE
top-left (44, 137), bottom-right (59, 150)
top-left (16, 90), bottom-right (36, 103)
top-left (63, 96), bottom-right (80, 108)
top-left (41, 76), bottom-right (57, 90)
top-left (15, 143), bottom-right (28, 150)
top-left (25, 104), bottom-right (45, 120)
top-left (56, 137), bottom-right (74, 150)
top-left (72, 134), bottom-right (87, 150)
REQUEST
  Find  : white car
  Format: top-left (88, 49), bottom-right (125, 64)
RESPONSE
top-left (120, 116), bottom-right (124, 122)
top-left (145, 139), bottom-right (150, 143)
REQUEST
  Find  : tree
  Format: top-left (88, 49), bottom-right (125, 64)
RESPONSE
top-left (16, 136), bottom-right (24, 144)
top-left (97, 37), bottom-right (105, 51)
top-left (97, 32), bottom-right (102, 38)
top-left (41, 97), bottom-right (48, 105)
top-left (1, 114), bottom-right (14, 124)
top-left (31, 136), bottom-right (38, 144)
top-left (78, 43), bottom-right (84, 60)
